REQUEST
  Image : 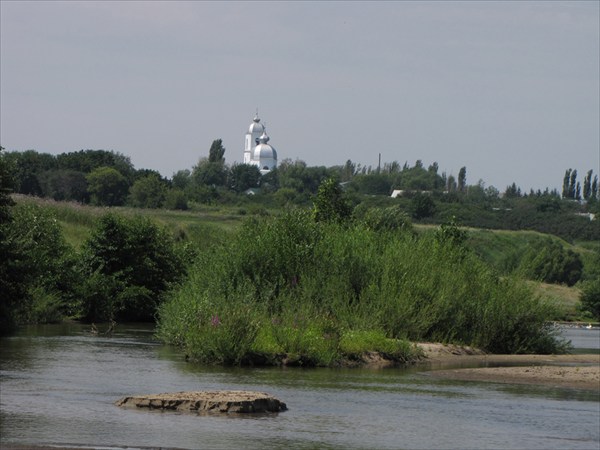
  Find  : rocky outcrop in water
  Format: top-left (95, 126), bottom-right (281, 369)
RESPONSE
top-left (115, 390), bottom-right (287, 414)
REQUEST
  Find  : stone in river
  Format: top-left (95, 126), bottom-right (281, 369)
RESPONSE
top-left (115, 390), bottom-right (287, 414)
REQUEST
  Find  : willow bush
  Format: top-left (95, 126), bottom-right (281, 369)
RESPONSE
top-left (158, 209), bottom-right (567, 365)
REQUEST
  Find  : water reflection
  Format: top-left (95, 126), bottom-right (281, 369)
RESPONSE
top-left (1, 323), bottom-right (598, 450)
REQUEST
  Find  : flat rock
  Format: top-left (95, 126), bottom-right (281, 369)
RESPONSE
top-left (115, 390), bottom-right (287, 414)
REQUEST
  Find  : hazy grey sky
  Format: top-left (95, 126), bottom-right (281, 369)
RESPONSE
top-left (1, 1), bottom-right (598, 192)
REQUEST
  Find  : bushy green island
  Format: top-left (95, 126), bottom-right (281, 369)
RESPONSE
top-left (157, 207), bottom-right (568, 366)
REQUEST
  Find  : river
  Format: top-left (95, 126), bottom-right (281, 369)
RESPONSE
top-left (1, 323), bottom-right (598, 449)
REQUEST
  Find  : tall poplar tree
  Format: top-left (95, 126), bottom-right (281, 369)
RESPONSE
top-left (458, 166), bottom-right (467, 193)
top-left (569, 170), bottom-right (578, 199)
top-left (583, 170), bottom-right (593, 200)
top-left (208, 139), bottom-right (226, 163)
top-left (562, 169), bottom-right (572, 198)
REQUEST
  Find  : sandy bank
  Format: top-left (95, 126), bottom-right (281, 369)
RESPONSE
top-left (417, 343), bottom-right (600, 390)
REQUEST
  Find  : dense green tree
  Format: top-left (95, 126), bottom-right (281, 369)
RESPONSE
top-left (568, 169), bottom-right (578, 199)
top-left (583, 170), bottom-right (593, 200)
top-left (446, 174), bottom-right (457, 192)
top-left (457, 166), bottom-right (467, 193)
top-left (485, 185), bottom-right (500, 199)
top-left (579, 250), bottom-right (600, 319)
top-left (464, 181), bottom-right (488, 204)
top-left (428, 162), bottom-right (439, 175)
top-left (128, 174), bottom-right (168, 208)
top-left (0, 148), bottom-right (23, 333)
top-left (38, 169), bottom-right (89, 202)
top-left (313, 178), bottom-right (352, 223)
top-left (410, 193), bottom-right (436, 219)
top-left (9, 204), bottom-right (77, 323)
top-left (580, 280), bottom-right (600, 321)
top-left (133, 169), bottom-right (166, 183)
top-left (56, 150), bottom-right (134, 181)
top-left (208, 139), bottom-right (226, 163)
top-left (504, 182), bottom-right (522, 198)
top-left (79, 214), bottom-right (185, 322)
top-left (562, 169), bottom-right (571, 199)
top-left (534, 195), bottom-right (561, 213)
top-left (260, 167), bottom-right (279, 192)
top-left (228, 163), bottom-right (261, 193)
top-left (5, 150), bottom-right (57, 196)
top-left (163, 189), bottom-right (188, 210)
top-left (86, 167), bottom-right (129, 206)
top-left (278, 159), bottom-right (331, 195)
top-left (352, 173), bottom-right (392, 195)
top-left (171, 169), bottom-right (191, 191)
top-left (395, 163), bottom-right (442, 191)
top-left (189, 139), bottom-right (228, 190)
top-left (518, 239), bottom-right (583, 286)
top-left (191, 157), bottom-right (227, 188)
top-left (341, 159), bottom-right (357, 181)
top-left (0, 147), bottom-right (14, 221)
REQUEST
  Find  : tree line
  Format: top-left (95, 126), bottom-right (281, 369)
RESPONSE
top-left (2, 143), bottom-right (599, 242)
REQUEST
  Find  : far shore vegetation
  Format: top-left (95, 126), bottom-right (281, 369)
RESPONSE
top-left (1, 146), bottom-right (599, 366)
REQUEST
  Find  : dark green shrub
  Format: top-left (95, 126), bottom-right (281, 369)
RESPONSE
top-left (86, 166), bottom-right (129, 206)
top-left (163, 189), bottom-right (189, 210)
top-left (79, 213), bottom-right (185, 322)
top-left (313, 178), bottom-right (351, 223)
top-left (519, 239), bottom-right (583, 286)
top-left (361, 206), bottom-right (413, 233)
top-left (580, 279), bottom-right (600, 320)
top-left (410, 193), bottom-right (436, 219)
top-left (128, 174), bottom-right (167, 208)
top-left (435, 217), bottom-right (467, 247)
top-left (1, 203), bottom-right (78, 328)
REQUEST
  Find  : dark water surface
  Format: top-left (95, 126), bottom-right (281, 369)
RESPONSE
top-left (1, 323), bottom-right (598, 449)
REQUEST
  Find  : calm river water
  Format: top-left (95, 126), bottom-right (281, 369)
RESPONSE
top-left (1, 323), bottom-right (598, 450)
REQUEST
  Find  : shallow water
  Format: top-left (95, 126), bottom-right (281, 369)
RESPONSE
top-left (1, 323), bottom-right (598, 449)
top-left (562, 326), bottom-right (600, 354)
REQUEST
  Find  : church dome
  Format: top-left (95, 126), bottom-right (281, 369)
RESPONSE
top-left (253, 131), bottom-right (277, 168)
top-left (248, 114), bottom-right (265, 134)
top-left (254, 143), bottom-right (277, 160)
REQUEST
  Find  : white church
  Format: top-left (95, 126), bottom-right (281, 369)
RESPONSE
top-left (243, 112), bottom-right (278, 174)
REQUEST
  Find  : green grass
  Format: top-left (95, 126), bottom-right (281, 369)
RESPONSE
top-left (12, 195), bottom-right (249, 249)
top-left (530, 282), bottom-right (582, 321)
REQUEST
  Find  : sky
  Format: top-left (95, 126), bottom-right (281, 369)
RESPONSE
top-left (1, 1), bottom-right (598, 192)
